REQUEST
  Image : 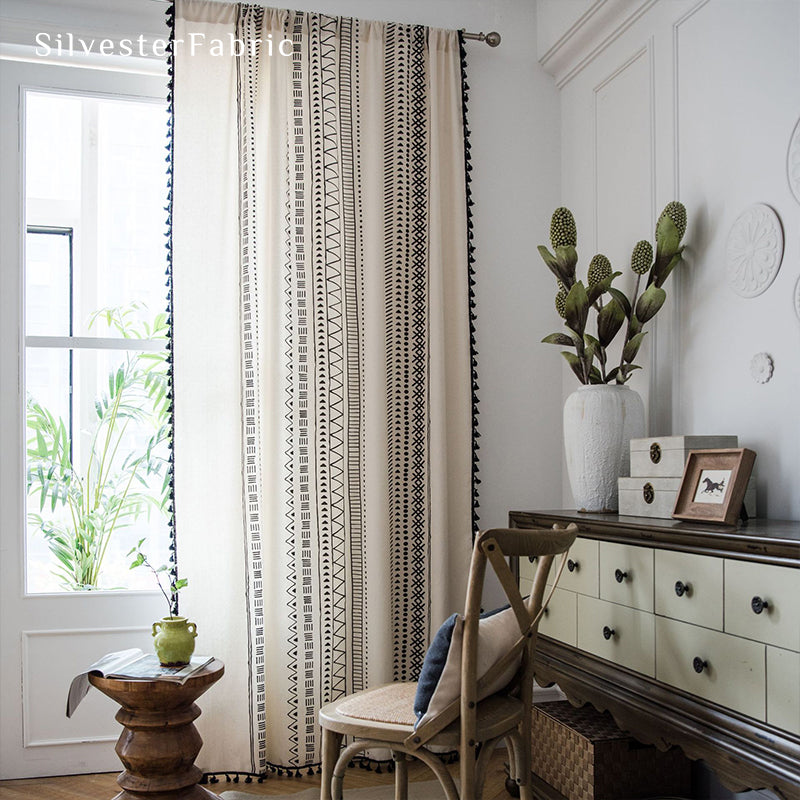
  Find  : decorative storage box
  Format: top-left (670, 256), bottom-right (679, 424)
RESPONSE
top-left (531, 701), bottom-right (691, 800)
top-left (618, 475), bottom-right (757, 519)
top-left (630, 435), bottom-right (738, 478)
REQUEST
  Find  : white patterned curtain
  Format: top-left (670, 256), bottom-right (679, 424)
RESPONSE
top-left (171, 0), bottom-right (474, 774)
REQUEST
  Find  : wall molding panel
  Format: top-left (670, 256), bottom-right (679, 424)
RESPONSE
top-left (592, 42), bottom-right (656, 254)
top-left (671, 0), bottom-right (711, 197)
top-left (539, 0), bottom-right (660, 89)
top-left (22, 626), bottom-right (151, 748)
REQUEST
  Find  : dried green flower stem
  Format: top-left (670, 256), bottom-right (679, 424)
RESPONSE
top-left (539, 203), bottom-right (686, 386)
top-left (617, 271), bottom-right (641, 378)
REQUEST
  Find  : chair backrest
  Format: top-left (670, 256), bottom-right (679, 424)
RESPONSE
top-left (408, 523), bottom-right (577, 749)
top-left (462, 524), bottom-right (577, 719)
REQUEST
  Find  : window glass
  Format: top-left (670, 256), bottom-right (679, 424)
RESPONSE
top-left (25, 91), bottom-right (171, 593)
top-left (25, 230), bottom-right (71, 337)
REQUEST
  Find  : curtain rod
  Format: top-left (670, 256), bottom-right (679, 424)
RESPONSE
top-left (152, 2), bottom-right (501, 46)
top-left (461, 30), bottom-right (501, 47)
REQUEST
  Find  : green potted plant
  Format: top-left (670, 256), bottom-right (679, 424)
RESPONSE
top-left (538, 202), bottom-right (687, 511)
top-left (26, 304), bottom-right (171, 589)
top-left (128, 539), bottom-right (195, 666)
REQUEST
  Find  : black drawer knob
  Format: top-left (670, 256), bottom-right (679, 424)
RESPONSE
top-left (527, 555), bottom-right (537, 563)
top-left (674, 580), bottom-right (691, 597)
top-left (567, 559), bottom-right (579, 573)
top-left (543, 607), bottom-right (549, 617)
top-left (751, 596), bottom-right (769, 615)
top-left (643, 483), bottom-right (655, 504)
top-left (693, 657), bottom-right (708, 674)
top-left (602, 626), bottom-right (616, 640)
top-left (614, 568), bottom-right (628, 583)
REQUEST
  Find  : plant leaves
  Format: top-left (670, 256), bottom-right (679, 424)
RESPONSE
top-left (537, 244), bottom-right (559, 271)
top-left (651, 249), bottom-right (684, 288)
top-left (583, 333), bottom-right (601, 362)
top-left (635, 284), bottom-right (667, 324)
top-left (586, 271), bottom-right (622, 306)
top-left (619, 364), bottom-right (643, 383)
top-left (583, 337), bottom-right (597, 365)
top-left (564, 281), bottom-right (589, 337)
top-left (542, 332), bottom-right (577, 347)
top-left (596, 298), bottom-right (625, 348)
top-left (622, 331), bottom-right (648, 364)
top-left (560, 351), bottom-right (586, 383)
top-left (554, 244), bottom-right (578, 278)
top-left (538, 245), bottom-right (575, 287)
top-left (606, 287), bottom-right (632, 319)
top-left (655, 213), bottom-right (681, 256)
top-left (25, 305), bottom-right (172, 592)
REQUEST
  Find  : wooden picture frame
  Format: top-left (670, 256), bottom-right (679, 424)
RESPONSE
top-left (672, 448), bottom-right (756, 525)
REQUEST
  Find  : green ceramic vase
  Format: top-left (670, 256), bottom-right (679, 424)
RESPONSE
top-left (152, 616), bottom-right (197, 666)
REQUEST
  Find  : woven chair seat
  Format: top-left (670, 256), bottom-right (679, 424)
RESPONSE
top-left (336, 682), bottom-right (418, 727)
top-left (324, 682), bottom-right (526, 748)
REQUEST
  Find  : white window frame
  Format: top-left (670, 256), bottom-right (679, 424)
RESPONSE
top-left (1, 53), bottom-right (171, 597)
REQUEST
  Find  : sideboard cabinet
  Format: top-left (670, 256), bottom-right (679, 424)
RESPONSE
top-left (511, 510), bottom-right (800, 799)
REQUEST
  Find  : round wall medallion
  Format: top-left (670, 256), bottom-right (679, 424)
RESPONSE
top-left (795, 274), bottom-right (800, 321)
top-left (725, 204), bottom-right (784, 297)
top-left (749, 352), bottom-right (774, 384)
top-left (789, 117), bottom-right (800, 205)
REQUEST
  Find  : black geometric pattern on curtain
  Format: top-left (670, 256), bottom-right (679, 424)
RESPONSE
top-left (171, 1), bottom-right (474, 777)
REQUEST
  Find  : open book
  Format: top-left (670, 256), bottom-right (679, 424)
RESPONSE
top-left (66, 648), bottom-right (213, 717)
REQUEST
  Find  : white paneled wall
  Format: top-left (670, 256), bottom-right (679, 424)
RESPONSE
top-left (674, 0), bottom-right (800, 522)
top-left (541, 0), bottom-right (800, 521)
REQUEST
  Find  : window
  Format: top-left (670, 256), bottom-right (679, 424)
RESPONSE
top-left (24, 90), bottom-right (171, 593)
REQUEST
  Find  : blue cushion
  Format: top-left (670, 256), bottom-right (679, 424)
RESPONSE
top-left (414, 613), bottom-right (459, 723)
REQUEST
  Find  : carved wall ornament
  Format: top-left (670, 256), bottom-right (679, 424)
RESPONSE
top-left (749, 352), bottom-right (774, 384)
top-left (789, 116), bottom-right (800, 205)
top-left (725, 204), bottom-right (784, 298)
top-left (794, 274), bottom-right (800, 322)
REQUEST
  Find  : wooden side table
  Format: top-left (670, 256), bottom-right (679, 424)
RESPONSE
top-left (89, 659), bottom-right (224, 799)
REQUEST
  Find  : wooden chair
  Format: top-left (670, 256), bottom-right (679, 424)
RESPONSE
top-left (318, 523), bottom-right (578, 800)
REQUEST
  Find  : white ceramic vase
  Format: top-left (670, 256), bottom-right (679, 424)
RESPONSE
top-left (563, 384), bottom-right (645, 512)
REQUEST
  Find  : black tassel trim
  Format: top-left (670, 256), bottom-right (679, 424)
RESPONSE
top-left (200, 751), bottom-right (458, 784)
top-left (458, 32), bottom-right (481, 539)
top-left (164, 0), bottom-right (179, 617)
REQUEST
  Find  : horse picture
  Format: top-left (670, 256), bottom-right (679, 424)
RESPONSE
top-left (693, 469), bottom-right (731, 504)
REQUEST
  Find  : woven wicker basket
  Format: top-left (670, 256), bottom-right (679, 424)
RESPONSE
top-left (531, 701), bottom-right (691, 800)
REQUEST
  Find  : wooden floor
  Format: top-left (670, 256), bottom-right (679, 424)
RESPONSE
top-left (0, 750), bottom-right (515, 800)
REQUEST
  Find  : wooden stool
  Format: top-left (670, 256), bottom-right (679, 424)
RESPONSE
top-left (89, 659), bottom-right (224, 799)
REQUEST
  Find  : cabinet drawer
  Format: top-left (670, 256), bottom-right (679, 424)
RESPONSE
top-left (539, 587), bottom-right (577, 646)
top-left (556, 538), bottom-right (599, 595)
top-left (654, 550), bottom-right (723, 630)
top-left (656, 617), bottom-right (765, 721)
top-left (520, 537), bottom-right (599, 597)
top-left (767, 647), bottom-right (800, 736)
top-left (599, 542), bottom-right (654, 612)
top-left (724, 560), bottom-right (800, 651)
top-left (577, 595), bottom-right (655, 677)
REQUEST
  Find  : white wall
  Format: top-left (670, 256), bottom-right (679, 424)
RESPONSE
top-left (674, 0), bottom-right (800, 522)
top-left (541, 0), bottom-right (800, 521)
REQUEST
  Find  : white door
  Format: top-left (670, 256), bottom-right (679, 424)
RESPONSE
top-left (0, 58), bottom-right (175, 779)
